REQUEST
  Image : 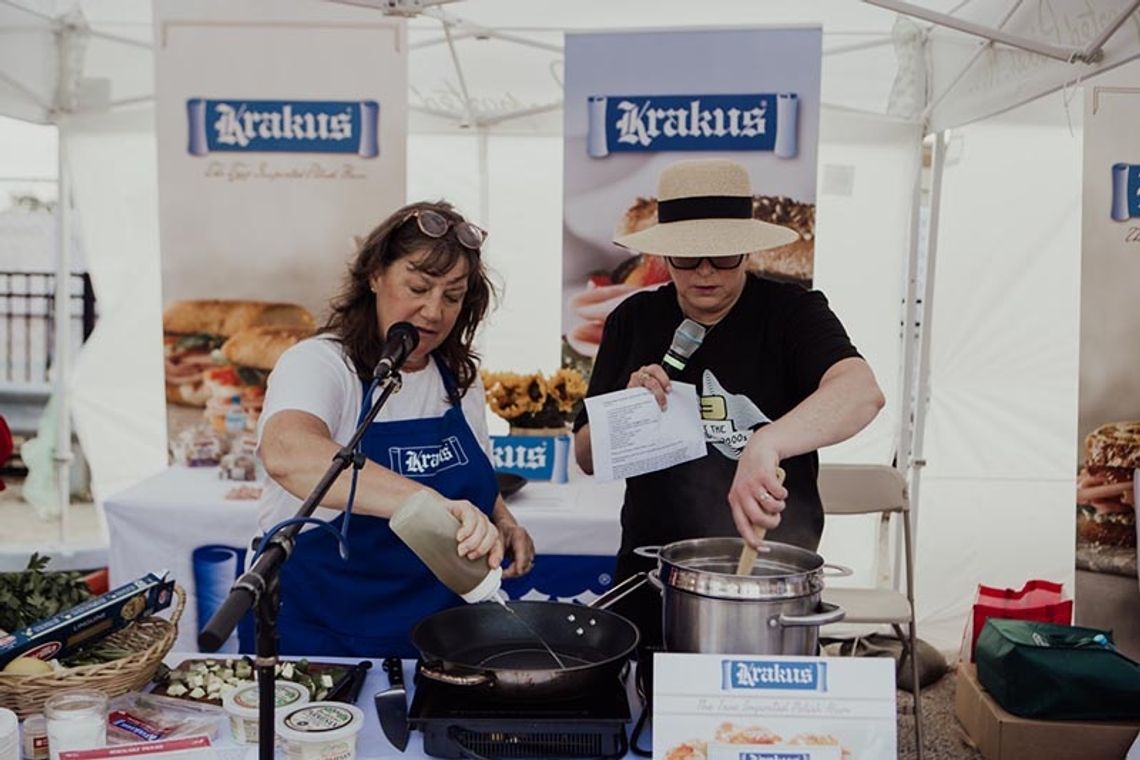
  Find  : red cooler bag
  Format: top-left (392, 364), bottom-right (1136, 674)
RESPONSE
top-left (967, 579), bottom-right (1072, 661)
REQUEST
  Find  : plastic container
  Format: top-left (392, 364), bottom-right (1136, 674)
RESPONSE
top-left (21, 714), bottom-right (48, 760)
top-left (275, 702), bottom-right (364, 760)
top-left (389, 490), bottom-right (502, 603)
top-left (0, 708), bottom-right (17, 760)
top-left (222, 681), bottom-right (309, 744)
top-left (43, 691), bottom-right (107, 760)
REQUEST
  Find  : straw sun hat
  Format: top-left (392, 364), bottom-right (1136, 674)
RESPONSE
top-left (613, 158), bottom-right (799, 258)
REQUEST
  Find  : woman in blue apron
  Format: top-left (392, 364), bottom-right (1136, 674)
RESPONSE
top-left (256, 200), bottom-right (535, 658)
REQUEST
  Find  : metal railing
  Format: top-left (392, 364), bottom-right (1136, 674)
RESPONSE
top-left (1, 270), bottom-right (96, 387)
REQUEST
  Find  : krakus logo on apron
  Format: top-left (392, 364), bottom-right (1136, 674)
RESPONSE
top-left (388, 436), bottom-right (470, 477)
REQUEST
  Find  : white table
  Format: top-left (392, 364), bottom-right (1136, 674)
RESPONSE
top-left (105, 466), bottom-right (625, 651)
top-left (156, 653), bottom-right (643, 760)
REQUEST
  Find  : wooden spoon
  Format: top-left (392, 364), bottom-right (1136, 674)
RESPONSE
top-left (735, 466), bottom-right (786, 576)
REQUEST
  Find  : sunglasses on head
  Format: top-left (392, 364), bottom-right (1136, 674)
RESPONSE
top-left (403, 209), bottom-right (487, 251)
top-left (666, 254), bottom-right (746, 270)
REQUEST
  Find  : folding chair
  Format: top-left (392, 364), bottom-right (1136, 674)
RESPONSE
top-left (818, 463), bottom-right (923, 760)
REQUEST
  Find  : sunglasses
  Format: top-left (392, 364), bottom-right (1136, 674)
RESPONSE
top-left (666, 254), bottom-right (746, 270)
top-left (403, 209), bottom-right (487, 251)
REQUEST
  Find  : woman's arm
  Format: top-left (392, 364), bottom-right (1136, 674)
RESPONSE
top-left (491, 496), bottom-right (535, 577)
top-left (573, 425), bottom-right (594, 475)
top-left (728, 356), bottom-right (885, 545)
top-left (260, 409), bottom-right (499, 559)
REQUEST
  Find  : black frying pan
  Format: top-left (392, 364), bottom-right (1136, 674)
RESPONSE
top-left (410, 600), bottom-right (638, 700)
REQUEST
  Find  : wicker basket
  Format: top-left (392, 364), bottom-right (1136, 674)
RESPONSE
top-left (0, 585), bottom-right (186, 719)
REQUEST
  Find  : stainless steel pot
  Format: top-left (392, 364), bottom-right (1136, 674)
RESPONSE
top-left (637, 537), bottom-right (850, 655)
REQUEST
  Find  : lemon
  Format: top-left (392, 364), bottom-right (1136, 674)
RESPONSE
top-left (2, 656), bottom-right (55, 675)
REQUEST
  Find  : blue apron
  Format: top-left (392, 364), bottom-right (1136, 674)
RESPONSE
top-left (277, 356), bottom-right (499, 658)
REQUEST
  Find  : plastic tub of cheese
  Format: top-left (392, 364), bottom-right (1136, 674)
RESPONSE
top-left (222, 681), bottom-right (309, 743)
top-left (275, 702), bottom-right (365, 760)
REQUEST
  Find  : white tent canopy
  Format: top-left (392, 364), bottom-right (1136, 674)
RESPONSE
top-left (2, 0), bottom-right (1137, 652)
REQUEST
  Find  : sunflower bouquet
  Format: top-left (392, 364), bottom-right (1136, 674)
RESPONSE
top-left (482, 367), bottom-right (587, 431)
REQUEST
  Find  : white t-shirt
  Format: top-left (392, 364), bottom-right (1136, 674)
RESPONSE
top-left (256, 336), bottom-right (491, 530)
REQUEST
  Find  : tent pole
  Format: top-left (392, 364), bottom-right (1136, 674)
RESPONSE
top-left (864, 0), bottom-right (1080, 62)
top-left (922, 0), bottom-right (1025, 123)
top-left (53, 116), bottom-right (73, 544)
top-left (902, 129), bottom-right (947, 586)
top-left (896, 136), bottom-right (924, 479)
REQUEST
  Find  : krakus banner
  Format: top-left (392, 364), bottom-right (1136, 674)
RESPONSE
top-left (562, 28), bottom-right (821, 368)
top-left (153, 0), bottom-right (407, 463)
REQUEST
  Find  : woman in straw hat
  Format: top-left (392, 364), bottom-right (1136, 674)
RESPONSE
top-left (572, 158), bottom-right (884, 626)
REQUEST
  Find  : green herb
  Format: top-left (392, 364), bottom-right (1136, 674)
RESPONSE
top-left (0, 553), bottom-right (93, 632)
top-left (61, 641), bottom-right (134, 667)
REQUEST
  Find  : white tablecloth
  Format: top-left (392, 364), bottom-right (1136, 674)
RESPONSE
top-left (106, 466), bottom-right (625, 651)
top-left (157, 653), bottom-right (642, 760)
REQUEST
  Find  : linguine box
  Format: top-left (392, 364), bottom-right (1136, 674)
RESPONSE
top-left (653, 654), bottom-right (897, 760)
top-left (0, 572), bottom-right (175, 668)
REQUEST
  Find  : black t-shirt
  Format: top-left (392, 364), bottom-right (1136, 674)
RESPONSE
top-left (574, 275), bottom-right (861, 578)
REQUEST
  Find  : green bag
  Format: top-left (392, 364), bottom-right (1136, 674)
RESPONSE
top-left (975, 618), bottom-right (1140, 720)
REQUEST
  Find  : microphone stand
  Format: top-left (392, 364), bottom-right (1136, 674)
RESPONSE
top-left (199, 367), bottom-right (404, 760)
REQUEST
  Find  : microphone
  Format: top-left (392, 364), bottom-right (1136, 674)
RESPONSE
top-left (662, 318), bottom-right (707, 379)
top-left (373, 322), bottom-right (420, 379)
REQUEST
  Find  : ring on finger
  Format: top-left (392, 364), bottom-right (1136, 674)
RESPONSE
top-left (639, 370), bottom-right (651, 383)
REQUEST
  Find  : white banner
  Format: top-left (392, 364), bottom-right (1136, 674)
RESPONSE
top-left (154, 0), bottom-right (406, 320)
top-left (561, 27), bottom-right (822, 365)
top-left (1076, 62), bottom-right (1140, 551)
top-left (153, 0), bottom-right (406, 447)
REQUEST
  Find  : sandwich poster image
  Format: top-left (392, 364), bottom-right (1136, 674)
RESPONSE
top-left (1077, 77), bottom-right (1140, 554)
top-left (154, 0), bottom-right (407, 457)
top-left (561, 28), bottom-right (822, 368)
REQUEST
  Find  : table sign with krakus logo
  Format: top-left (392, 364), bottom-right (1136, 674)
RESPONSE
top-left (654, 654), bottom-right (896, 760)
top-left (59, 736), bottom-right (215, 760)
top-left (490, 434), bottom-right (571, 483)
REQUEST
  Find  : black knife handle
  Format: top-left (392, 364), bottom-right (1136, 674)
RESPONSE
top-left (382, 656), bottom-right (405, 688)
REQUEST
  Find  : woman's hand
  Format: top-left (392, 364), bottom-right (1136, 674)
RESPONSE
top-left (491, 498), bottom-right (534, 578)
top-left (445, 499), bottom-right (502, 563)
top-left (727, 435), bottom-right (787, 547)
top-left (628, 363), bottom-right (671, 410)
top-left (498, 522), bottom-right (536, 578)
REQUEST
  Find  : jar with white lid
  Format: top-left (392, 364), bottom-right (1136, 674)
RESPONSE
top-left (0, 708), bottom-right (16, 760)
top-left (275, 702), bottom-right (364, 760)
top-left (21, 714), bottom-right (48, 760)
top-left (222, 681), bottom-right (310, 744)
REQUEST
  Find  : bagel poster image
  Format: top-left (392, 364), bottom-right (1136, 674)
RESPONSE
top-left (153, 0), bottom-right (407, 447)
top-left (561, 28), bottom-right (822, 369)
top-left (1078, 71), bottom-right (1140, 552)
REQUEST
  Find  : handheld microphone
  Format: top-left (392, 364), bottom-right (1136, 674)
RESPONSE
top-left (662, 318), bottom-right (707, 379)
top-left (373, 322), bottom-right (420, 379)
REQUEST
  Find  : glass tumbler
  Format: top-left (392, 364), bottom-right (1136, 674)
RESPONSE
top-left (44, 690), bottom-right (108, 760)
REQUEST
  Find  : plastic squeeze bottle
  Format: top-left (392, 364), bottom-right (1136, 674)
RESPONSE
top-left (389, 490), bottom-right (503, 604)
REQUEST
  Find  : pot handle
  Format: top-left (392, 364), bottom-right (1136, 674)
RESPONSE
top-left (647, 568), bottom-right (664, 592)
top-left (591, 572), bottom-right (652, 610)
top-left (821, 563), bottom-right (854, 578)
top-left (775, 602), bottom-right (845, 628)
top-left (633, 545), bottom-right (662, 560)
top-left (418, 660), bottom-right (495, 688)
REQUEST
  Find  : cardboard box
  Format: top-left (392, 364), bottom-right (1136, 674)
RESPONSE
top-left (954, 664), bottom-right (1140, 760)
top-left (0, 572), bottom-right (175, 668)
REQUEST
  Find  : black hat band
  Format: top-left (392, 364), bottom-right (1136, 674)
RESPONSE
top-left (656, 195), bottom-right (752, 223)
